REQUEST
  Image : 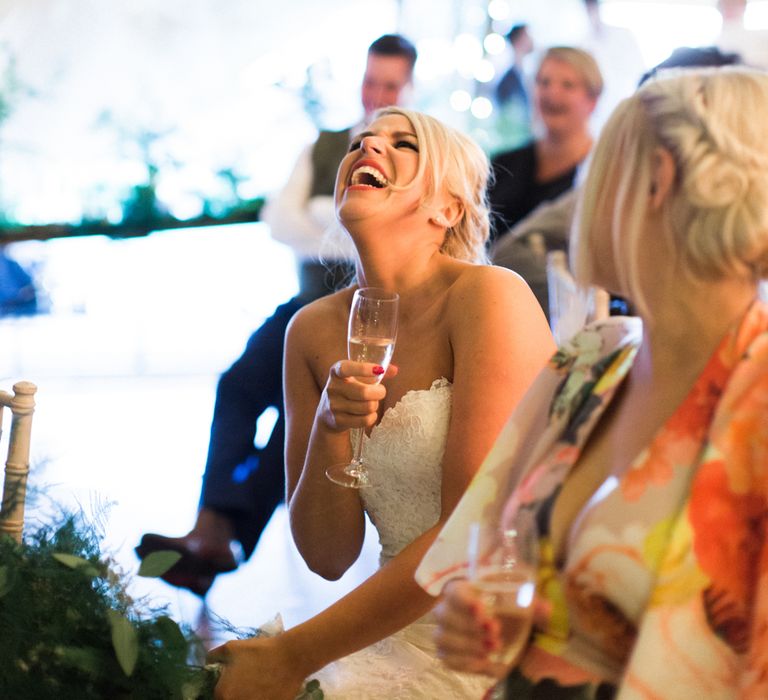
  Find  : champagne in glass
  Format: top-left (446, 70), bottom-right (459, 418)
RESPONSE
top-left (326, 287), bottom-right (399, 488)
top-left (467, 510), bottom-right (539, 673)
top-left (347, 337), bottom-right (395, 368)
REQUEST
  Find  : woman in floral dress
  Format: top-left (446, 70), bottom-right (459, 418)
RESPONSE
top-left (418, 67), bottom-right (768, 699)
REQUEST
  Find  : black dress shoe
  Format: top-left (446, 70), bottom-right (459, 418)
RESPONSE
top-left (135, 532), bottom-right (240, 597)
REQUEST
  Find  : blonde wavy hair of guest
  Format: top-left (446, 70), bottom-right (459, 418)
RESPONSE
top-left (372, 106), bottom-right (491, 264)
top-left (573, 67), bottom-right (768, 316)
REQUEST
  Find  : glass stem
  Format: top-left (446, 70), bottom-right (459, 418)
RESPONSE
top-left (350, 427), bottom-right (365, 467)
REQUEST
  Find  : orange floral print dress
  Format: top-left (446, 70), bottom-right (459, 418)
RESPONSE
top-left (416, 301), bottom-right (768, 700)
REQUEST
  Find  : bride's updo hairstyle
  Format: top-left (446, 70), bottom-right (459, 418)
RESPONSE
top-left (573, 67), bottom-right (768, 313)
top-left (373, 106), bottom-right (491, 264)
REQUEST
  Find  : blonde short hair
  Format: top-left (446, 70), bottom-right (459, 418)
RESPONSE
top-left (538, 46), bottom-right (603, 99)
top-left (573, 67), bottom-right (768, 311)
top-left (373, 106), bottom-right (491, 263)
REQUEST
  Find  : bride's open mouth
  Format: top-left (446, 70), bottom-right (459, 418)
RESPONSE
top-left (348, 164), bottom-right (389, 190)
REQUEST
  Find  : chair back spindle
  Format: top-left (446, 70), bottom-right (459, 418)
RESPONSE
top-left (546, 251), bottom-right (609, 345)
top-left (0, 381), bottom-right (37, 544)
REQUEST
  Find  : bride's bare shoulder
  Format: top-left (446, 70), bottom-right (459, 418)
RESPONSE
top-left (449, 261), bottom-right (531, 300)
top-left (286, 287), bottom-right (354, 343)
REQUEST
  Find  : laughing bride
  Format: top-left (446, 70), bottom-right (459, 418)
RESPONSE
top-left (209, 107), bottom-right (555, 699)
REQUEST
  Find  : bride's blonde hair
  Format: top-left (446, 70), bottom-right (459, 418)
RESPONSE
top-left (373, 106), bottom-right (491, 264)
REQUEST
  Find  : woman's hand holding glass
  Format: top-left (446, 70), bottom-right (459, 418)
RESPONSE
top-left (434, 511), bottom-right (541, 679)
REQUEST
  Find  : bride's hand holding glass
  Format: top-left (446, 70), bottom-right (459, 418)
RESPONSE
top-left (320, 358), bottom-right (395, 433)
top-left (320, 361), bottom-right (396, 488)
top-left (326, 287), bottom-right (399, 488)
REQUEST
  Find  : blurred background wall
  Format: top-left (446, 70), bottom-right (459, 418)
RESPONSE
top-left (0, 0), bottom-right (759, 228)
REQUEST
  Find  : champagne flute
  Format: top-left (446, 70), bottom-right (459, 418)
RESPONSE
top-left (467, 509), bottom-right (539, 677)
top-left (326, 287), bottom-right (399, 489)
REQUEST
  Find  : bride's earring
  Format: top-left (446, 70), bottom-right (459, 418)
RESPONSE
top-left (432, 214), bottom-right (449, 228)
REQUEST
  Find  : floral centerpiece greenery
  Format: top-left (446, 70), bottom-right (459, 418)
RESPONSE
top-left (0, 505), bottom-right (323, 699)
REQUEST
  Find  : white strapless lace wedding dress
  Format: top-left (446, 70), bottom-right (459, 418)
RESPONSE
top-left (311, 378), bottom-right (493, 699)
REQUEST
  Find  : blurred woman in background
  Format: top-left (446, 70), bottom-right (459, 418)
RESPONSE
top-left (488, 46), bottom-right (602, 242)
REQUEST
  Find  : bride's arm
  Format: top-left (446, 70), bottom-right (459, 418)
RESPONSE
top-left (209, 269), bottom-right (555, 699)
top-left (283, 297), bottom-right (390, 578)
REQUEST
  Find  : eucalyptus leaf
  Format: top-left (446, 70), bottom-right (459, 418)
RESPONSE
top-left (205, 662), bottom-right (223, 682)
top-left (182, 667), bottom-right (219, 700)
top-left (0, 564), bottom-right (14, 597)
top-left (137, 550), bottom-right (182, 577)
top-left (55, 645), bottom-right (104, 675)
top-left (156, 614), bottom-right (187, 652)
top-left (52, 552), bottom-right (101, 577)
top-left (108, 609), bottom-right (139, 677)
top-left (295, 678), bottom-right (325, 700)
top-left (181, 678), bottom-right (204, 700)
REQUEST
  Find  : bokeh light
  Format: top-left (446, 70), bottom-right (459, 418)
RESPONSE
top-left (470, 96), bottom-right (493, 119)
top-left (449, 89), bottom-right (472, 112)
top-left (483, 32), bottom-right (506, 55)
top-left (487, 0), bottom-right (511, 21)
top-left (473, 59), bottom-right (496, 83)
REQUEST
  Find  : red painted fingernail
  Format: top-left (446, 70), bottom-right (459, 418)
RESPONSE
top-left (483, 637), bottom-right (495, 651)
top-left (373, 365), bottom-right (385, 375)
top-left (481, 621), bottom-right (493, 633)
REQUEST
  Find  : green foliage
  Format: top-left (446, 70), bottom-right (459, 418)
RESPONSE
top-left (137, 550), bottom-right (182, 578)
top-left (297, 678), bottom-right (325, 699)
top-left (108, 609), bottom-right (140, 676)
top-left (0, 508), bottom-right (325, 699)
top-left (51, 552), bottom-right (103, 577)
top-left (0, 514), bottom-right (217, 699)
top-left (0, 564), bottom-right (12, 597)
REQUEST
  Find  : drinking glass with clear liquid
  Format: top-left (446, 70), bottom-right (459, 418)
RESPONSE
top-left (326, 287), bottom-right (399, 489)
top-left (467, 510), bottom-right (539, 676)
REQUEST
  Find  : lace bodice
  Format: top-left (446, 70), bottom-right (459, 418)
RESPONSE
top-left (360, 377), bottom-right (452, 564)
top-left (312, 377), bottom-right (496, 698)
